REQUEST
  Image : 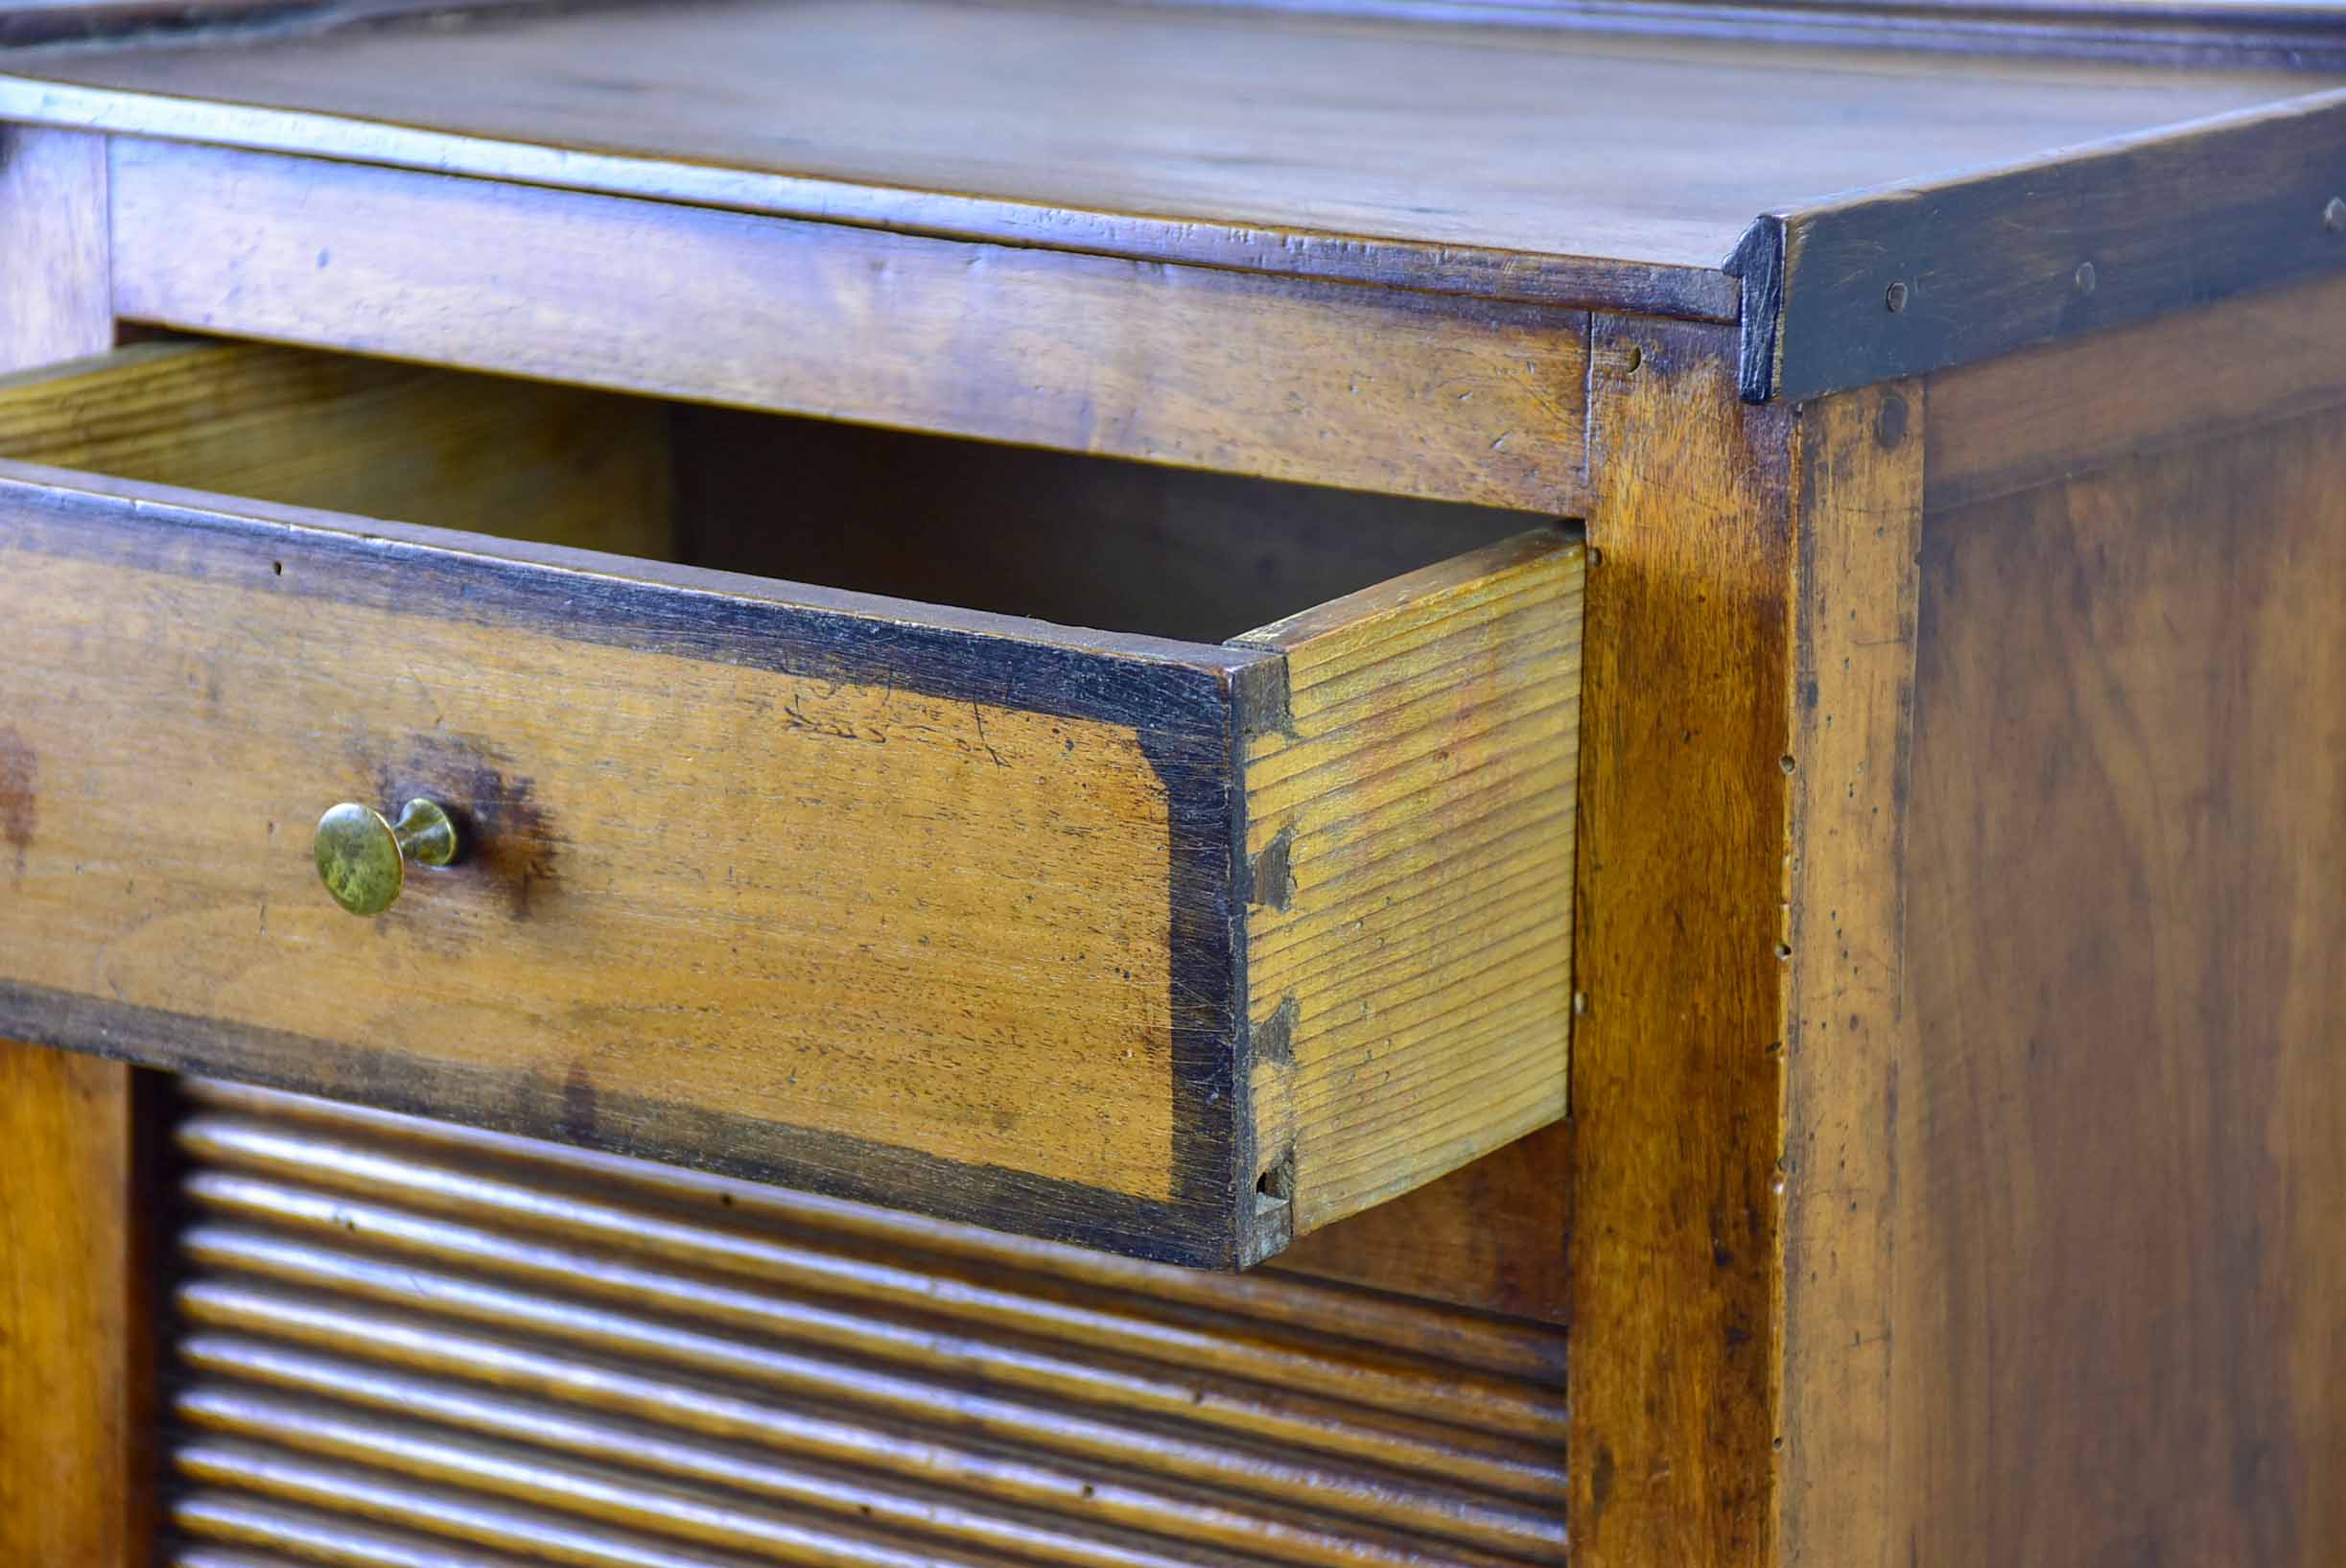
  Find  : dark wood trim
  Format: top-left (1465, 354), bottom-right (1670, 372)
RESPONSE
top-left (1751, 85), bottom-right (2346, 403)
top-left (1725, 217), bottom-right (1786, 406)
top-left (1, 981), bottom-right (1270, 1268)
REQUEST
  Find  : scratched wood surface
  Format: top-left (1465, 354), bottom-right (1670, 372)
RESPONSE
top-left (1235, 533), bottom-right (1582, 1243)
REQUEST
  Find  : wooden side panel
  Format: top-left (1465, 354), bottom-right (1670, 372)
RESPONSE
top-left (163, 1081), bottom-right (1571, 1567)
top-left (0, 339), bottom-right (673, 557)
top-left (1566, 318), bottom-right (1794, 1565)
top-left (0, 463), bottom-right (1264, 1264)
top-left (1886, 394), bottom-right (2346, 1568)
top-left (1778, 278), bottom-right (2346, 1568)
top-left (106, 138), bottom-right (1595, 517)
top-left (1235, 533), bottom-right (1582, 1249)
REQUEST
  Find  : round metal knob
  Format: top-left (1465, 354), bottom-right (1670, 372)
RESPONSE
top-left (314, 797), bottom-right (459, 915)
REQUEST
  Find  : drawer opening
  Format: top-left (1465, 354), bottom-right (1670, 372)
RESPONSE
top-left (0, 335), bottom-right (1582, 1268)
top-left (1, 337), bottom-right (1560, 644)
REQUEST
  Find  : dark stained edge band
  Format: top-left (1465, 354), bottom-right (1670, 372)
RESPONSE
top-left (1724, 216), bottom-right (1785, 406)
top-left (1224, 653), bottom-right (1296, 1268)
top-left (1749, 85), bottom-right (2346, 404)
top-left (2, 472), bottom-right (1262, 1267)
top-left (0, 980), bottom-right (1246, 1267)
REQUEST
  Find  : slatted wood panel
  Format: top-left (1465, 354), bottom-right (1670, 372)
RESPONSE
top-left (160, 1082), bottom-right (1569, 1567)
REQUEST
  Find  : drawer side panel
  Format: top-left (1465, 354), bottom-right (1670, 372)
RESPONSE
top-left (1236, 532), bottom-right (1583, 1239)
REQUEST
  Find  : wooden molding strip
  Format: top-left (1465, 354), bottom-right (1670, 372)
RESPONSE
top-left (0, 72), bottom-right (1733, 319)
top-left (103, 138), bottom-right (1599, 515)
top-left (1745, 85), bottom-right (2346, 403)
top-left (1138, 0), bottom-right (2346, 69)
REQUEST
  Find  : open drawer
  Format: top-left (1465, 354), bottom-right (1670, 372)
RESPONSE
top-left (0, 341), bottom-right (1582, 1268)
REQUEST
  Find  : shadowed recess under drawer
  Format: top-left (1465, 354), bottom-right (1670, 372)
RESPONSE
top-left (160, 1081), bottom-right (1570, 1568)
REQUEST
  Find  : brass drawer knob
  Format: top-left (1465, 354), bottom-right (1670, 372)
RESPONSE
top-left (314, 798), bottom-right (459, 915)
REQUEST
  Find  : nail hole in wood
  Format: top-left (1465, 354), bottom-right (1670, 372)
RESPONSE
top-left (1256, 1153), bottom-right (1296, 1207)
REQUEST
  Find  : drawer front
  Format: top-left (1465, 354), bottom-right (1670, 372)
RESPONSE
top-left (0, 343), bottom-right (1581, 1267)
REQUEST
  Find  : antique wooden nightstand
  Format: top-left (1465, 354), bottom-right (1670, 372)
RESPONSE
top-left (0, 2), bottom-right (2339, 1564)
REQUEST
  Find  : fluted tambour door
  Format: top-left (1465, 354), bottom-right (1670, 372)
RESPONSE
top-left (162, 1081), bottom-right (1569, 1567)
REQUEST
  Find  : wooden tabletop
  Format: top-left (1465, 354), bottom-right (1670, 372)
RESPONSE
top-left (2, 2), bottom-right (2329, 306)
top-left (2, 0), bottom-right (2340, 395)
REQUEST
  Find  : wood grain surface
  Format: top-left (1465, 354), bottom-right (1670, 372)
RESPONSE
top-left (1276, 1122), bottom-right (1572, 1322)
top-left (1927, 268), bottom-right (2346, 512)
top-left (0, 458), bottom-right (1265, 1258)
top-left (1882, 376), bottom-right (2346, 1568)
top-left (0, 1041), bottom-right (159, 1566)
top-left (1236, 533), bottom-right (1582, 1242)
top-left (1175, 0), bottom-right (2346, 67)
top-left (1774, 380), bottom-right (1924, 1568)
top-left (106, 139), bottom-right (1598, 516)
top-left (0, 123), bottom-right (154, 1568)
top-left (162, 1080), bottom-right (1571, 1567)
top-left (0, 127), bottom-right (110, 370)
top-left (0, 0), bottom-right (2311, 308)
top-left (0, 338), bottom-right (675, 556)
top-left (1565, 316), bottom-right (1794, 1564)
